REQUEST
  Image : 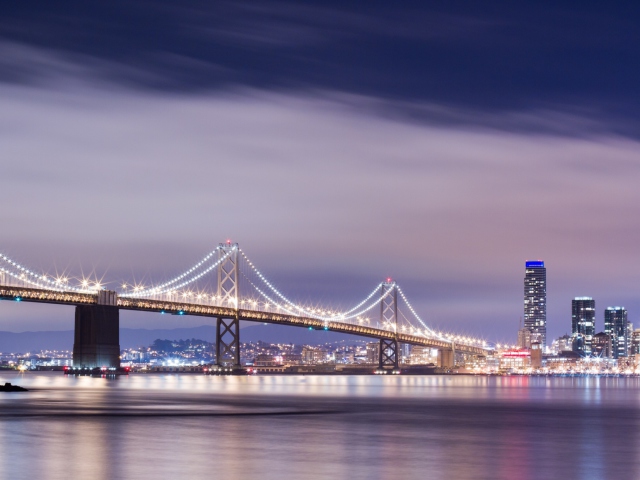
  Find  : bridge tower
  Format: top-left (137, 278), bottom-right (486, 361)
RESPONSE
top-left (215, 242), bottom-right (241, 367)
top-left (378, 281), bottom-right (400, 372)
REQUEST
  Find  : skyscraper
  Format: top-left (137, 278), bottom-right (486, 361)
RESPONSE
top-left (524, 261), bottom-right (546, 348)
top-left (604, 306), bottom-right (628, 359)
top-left (572, 297), bottom-right (595, 356)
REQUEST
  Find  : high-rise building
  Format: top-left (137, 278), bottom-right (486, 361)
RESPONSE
top-left (592, 332), bottom-right (612, 358)
top-left (524, 261), bottom-right (547, 348)
top-left (631, 329), bottom-right (640, 356)
top-left (572, 297), bottom-right (595, 356)
top-left (604, 307), bottom-right (628, 359)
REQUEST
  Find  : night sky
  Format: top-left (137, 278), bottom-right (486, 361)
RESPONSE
top-left (1, 1), bottom-right (640, 344)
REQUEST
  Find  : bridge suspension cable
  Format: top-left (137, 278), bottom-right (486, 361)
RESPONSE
top-left (239, 249), bottom-right (394, 323)
top-left (238, 248), bottom-right (300, 311)
top-left (396, 285), bottom-right (444, 340)
top-left (0, 253), bottom-right (88, 293)
top-left (240, 267), bottom-right (393, 323)
top-left (121, 246), bottom-right (234, 297)
top-left (0, 243), bottom-right (489, 350)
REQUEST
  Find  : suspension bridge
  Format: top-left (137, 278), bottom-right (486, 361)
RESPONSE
top-left (0, 242), bottom-right (490, 372)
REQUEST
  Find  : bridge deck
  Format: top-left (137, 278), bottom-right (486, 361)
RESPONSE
top-left (0, 285), bottom-right (487, 356)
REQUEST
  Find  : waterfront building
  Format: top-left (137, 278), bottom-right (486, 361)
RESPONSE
top-left (400, 344), bottom-right (411, 364)
top-left (545, 351), bottom-right (580, 371)
top-left (281, 353), bottom-right (302, 365)
top-left (592, 332), bottom-right (612, 358)
top-left (571, 333), bottom-right (585, 354)
top-left (604, 307), bottom-right (628, 359)
top-left (253, 354), bottom-right (283, 367)
top-left (366, 342), bottom-right (380, 364)
top-left (524, 261), bottom-right (547, 347)
top-left (301, 346), bottom-right (328, 364)
top-left (530, 342), bottom-right (543, 368)
top-left (409, 346), bottom-right (437, 364)
top-left (551, 334), bottom-right (574, 355)
top-left (631, 329), bottom-right (640, 355)
top-left (517, 327), bottom-right (532, 349)
top-left (499, 349), bottom-right (531, 370)
top-left (572, 297), bottom-right (595, 356)
top-left (334, 351), bottom-right (354, 364)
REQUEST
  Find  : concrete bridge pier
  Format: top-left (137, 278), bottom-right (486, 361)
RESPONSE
top-left (437, 348), bottom-right (455, 369)
top-left (72, 291), bottom-right (120, 368)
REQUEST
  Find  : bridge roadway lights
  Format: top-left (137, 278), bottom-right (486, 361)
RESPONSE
top-left (73, 305), bottom-right (121, 369)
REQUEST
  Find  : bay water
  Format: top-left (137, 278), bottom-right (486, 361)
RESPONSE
top-left (0, 372), bottom-right (638, 480)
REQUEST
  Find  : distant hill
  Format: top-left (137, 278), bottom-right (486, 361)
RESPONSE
top-left (0, 322), bottom-right (365, 353)
top-left (0, 330), bottom-right (74, 354)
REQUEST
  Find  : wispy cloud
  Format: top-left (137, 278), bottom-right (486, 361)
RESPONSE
top-left (1, 2), bottom-right (639, 131)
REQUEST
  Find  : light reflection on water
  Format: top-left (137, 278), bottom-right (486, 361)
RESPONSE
top-left (0, 372), bottom-right (639, 480)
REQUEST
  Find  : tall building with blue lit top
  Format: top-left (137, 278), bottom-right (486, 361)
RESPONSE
top-left (524, 261), bottom-right (547, 348)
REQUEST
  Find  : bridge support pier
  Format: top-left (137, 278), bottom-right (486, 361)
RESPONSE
top-left (216, 316), bottom-right (240, 367)
top-left (378, 338), bottom-right (399, 370)
top-left (437, 349), bottom-right (455, 369)
top-left (73, 305), bottom-right (120, 368)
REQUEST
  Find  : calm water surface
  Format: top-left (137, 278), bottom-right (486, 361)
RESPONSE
top-left (0, 372), bottom-right (639, 480)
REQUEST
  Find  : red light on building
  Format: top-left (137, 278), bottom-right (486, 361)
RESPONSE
top-left (501, 350), bottom-right (531, 357)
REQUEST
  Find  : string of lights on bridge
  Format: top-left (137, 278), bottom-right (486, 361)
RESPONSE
top-left (239, 249), bottom-right (394, 322)
top-left (241, 270), bottom-right (395, 324)
top-left (119, 246), bottom-right (236, 297)
top-left (0, 246), bottom-right (488, 349)
top-left (0, 253), bottom-right (91, 293)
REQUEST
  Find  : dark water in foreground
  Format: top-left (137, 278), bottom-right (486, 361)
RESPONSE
top-left (0, 373), bottom-right (639, 480)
